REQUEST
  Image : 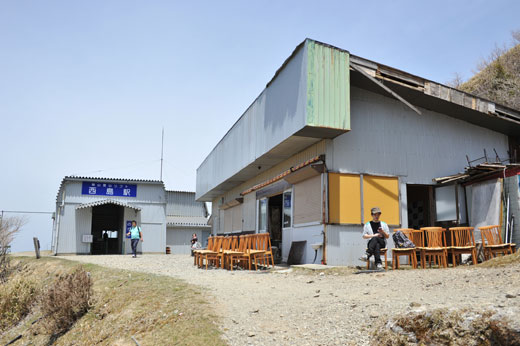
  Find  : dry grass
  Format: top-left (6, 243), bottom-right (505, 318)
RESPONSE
top-left (39, 267), bottom-right (92, 336)
top-left (0, 257), bottom-right (225, 346)
top-left (371, 308), bottom-right (520, 345)
top-left (479, 251), bottom-right (520, 268)
top-left (0, 276), bottom-right (38, 332)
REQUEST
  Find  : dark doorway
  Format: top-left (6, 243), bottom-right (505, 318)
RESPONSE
top-left (91, 204), bottom-right (123, 255)
top-left (268, 194), bottom-right (283, 262)
top-left (406, 185), bottom-right (435, 229)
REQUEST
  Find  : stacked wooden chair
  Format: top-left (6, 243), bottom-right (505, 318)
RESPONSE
top-left (193, 236), bottom-right (215, 266)
top-left (190, 232), bottom-right (274, 271)
top-left (419, 227), bottom-right (448, 268)
top-left (479, 225), bottom-right (515, 260)
top-left (391, 228), bottom-right (418, 269)
top-left (448, 227), bottom-right (477, 266)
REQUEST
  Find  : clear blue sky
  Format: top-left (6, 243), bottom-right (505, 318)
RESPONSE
top-left (1, 0), bottom-right (519, 252)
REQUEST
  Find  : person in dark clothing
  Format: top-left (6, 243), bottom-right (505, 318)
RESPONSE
top-left (359, 207), bottom-right (390, 269)
top-left (190, 233), bottom-right (198, 256)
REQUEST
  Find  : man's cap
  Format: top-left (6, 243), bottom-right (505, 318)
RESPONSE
top-left (371, 207), bottom-right (381, 214)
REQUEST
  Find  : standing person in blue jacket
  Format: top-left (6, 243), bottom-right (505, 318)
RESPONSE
top-left (359, 207), bottom-right (389, 269)
top-left (126, 220), bottom-right (143, 258)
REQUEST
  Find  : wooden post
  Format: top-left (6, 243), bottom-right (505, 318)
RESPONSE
top-left (33, 237), bottom-right (40, 259)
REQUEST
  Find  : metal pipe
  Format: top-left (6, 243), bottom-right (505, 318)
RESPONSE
top-left (54, 184), bottom-right (66, 255)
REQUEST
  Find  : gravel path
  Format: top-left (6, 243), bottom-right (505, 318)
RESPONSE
top-left (61, 255), bottom-right (520, 345)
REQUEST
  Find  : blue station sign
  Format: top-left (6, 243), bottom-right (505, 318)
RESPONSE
top-left (81, 181), bottom-right (137, 197)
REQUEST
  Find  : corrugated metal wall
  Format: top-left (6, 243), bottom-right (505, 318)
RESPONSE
top-left (166, 191), bottom-right (207, 217)
top-left (306, 40), bottom-right (350, 130)
top-left (328, 87), bottom-right (509, 184)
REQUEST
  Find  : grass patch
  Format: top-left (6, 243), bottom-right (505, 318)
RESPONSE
top-left (479, 251), bottom-right (520, 268)
top-left (0, 257), bottom-right (225, 346)
top-left (0, 276), bottom-right (38, 332)
top-left (371, 308), bottom-right (520, 345)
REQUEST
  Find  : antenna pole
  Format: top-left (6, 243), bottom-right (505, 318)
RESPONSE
top-left (160, 127), bottom-right (164, 181)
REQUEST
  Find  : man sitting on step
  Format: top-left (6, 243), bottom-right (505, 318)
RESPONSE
top-left (359, 207), bottom-right (389, 269)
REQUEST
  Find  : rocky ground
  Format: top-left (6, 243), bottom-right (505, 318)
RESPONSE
top-left (62, 255), bottom-right (520, 346)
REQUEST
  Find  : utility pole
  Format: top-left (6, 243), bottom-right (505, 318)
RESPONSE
top-left (160, 127), bottom-right (164, 181)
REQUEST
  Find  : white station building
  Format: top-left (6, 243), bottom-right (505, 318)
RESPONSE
top-left (52, 176), bottom-right (210, 255)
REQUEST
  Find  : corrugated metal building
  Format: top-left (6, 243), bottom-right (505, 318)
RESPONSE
top-left (166, 191), bottom-right (211, 254)
top-left (196, 38), bottom-right (520, 266)
top-left (52, 176), bottom-right (208, 255)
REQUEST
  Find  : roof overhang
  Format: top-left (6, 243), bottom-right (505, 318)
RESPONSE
top-left (75, 199), bottom-right (142, 211)
top-left (167, 216), bottom-right (211, 228)
top-left (196, 39), bottom-right (351, 201)
top-left (349, 55), bottom-right (520, 136)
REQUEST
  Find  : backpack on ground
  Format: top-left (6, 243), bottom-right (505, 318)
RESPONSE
top-left (392, 231), bottom-right (415, 248)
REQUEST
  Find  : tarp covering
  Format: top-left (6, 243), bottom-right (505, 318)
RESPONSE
top-left (470, 179), bottom-right (501, 241)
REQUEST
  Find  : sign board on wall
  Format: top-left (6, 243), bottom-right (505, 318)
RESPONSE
top-left (81, 182), bottom-right (137, 197)
top-left (125, 220), bottom-right (132, 239)
top-left (82, 235), bottom-right (93, 243)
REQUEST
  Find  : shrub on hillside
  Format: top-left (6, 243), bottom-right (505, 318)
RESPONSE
top-left (40, 267), bottom-right (93, 335)
top-left (0, 217), bottom-right (25, 283)
top-left (0, 276), bottom-right (38, 332)
top-left (372, 308), bottom-right (520, 345)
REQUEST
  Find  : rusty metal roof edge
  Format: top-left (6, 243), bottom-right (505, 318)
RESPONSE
top-left (350, 54), bottom-right (520, 116)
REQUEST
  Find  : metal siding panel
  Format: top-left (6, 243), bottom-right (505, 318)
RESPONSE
top-left (232, 204), bottom-right (243, 232)
top-left (243, 192), bottom-right (256, 232)
top-left (75, 208), bottom-right (91, 254)
top-left (306, 40), bottom-right (350, 130)
top-left (166, 191), bottom-right (206, 217)
top-left (330, 87), bottom-right (510, 185)
top-left (57, 205), bottom-right (77, 254)
top-left (140, 223), bottom-right (165, 253)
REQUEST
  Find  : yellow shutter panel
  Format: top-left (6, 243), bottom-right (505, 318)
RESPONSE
top-left (362, 175), bottom-right (400, 225)
top-left (328, 173), bottom-right (361, 224)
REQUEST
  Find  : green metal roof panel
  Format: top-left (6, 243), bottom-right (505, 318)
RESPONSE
top-left (306, 40), bottom-right (350, 130)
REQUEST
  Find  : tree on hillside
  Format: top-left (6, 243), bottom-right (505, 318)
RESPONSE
top-left (448, 30), bottom-right (520, 110)
top-left (0, 217), bottom-right (25, 283)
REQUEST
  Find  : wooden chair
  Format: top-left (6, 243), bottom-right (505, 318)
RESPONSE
top-left (391, 228), bottom-right (417, 270)
top-left (248, 234), bottom-right (266, 270)
top-left (419, 227), bottom-right (447, 268)
top-left (193, 236), bottom-right (214, 266)
top-left (200, 236), bottom-right (223, 269)
top-left (258, 233), bottom-right (275, 268)
top-left (365, 247), bottom-right (388, 270)
top-left (209, 236), bottom-right (233, 269)
top-left (448, 227), bottom-right (477, 266)
top-left (479, 225), bottom-right (515, 260)
top-left (221, 236), bottom-right (239, 269)
top-left (230, 234), bottom-right (265, 270)
top-left (227, 235), bottom-right (251, 271)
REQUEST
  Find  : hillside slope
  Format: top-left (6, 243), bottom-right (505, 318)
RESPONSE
top-left (459, 43), bottom-right (520, 110)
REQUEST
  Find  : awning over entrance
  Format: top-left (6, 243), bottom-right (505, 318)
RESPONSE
top-left (75, 199), bottom-right (141, 211)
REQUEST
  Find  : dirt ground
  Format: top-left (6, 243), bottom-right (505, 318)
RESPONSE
top-left (62, 255), bottom-right (520, 346)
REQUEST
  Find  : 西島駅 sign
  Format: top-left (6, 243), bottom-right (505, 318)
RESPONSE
top-left (81, 182), bottom-right (137, 197)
